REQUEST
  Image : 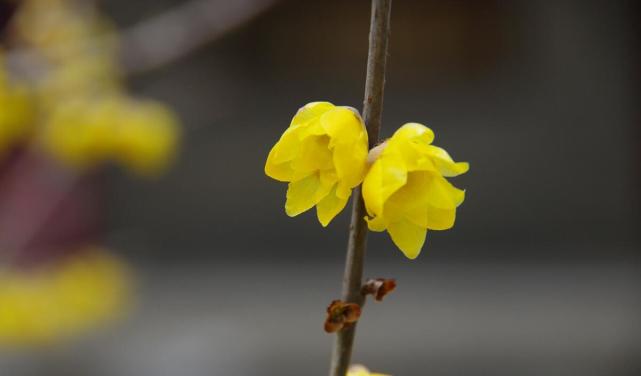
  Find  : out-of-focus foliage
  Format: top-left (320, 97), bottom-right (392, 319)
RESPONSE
top-left (1, 0), bottom-right (180, 176)
top-left (0, 249), bottom-right (130, 345)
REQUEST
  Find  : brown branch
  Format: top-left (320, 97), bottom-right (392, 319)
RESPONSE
top-left (328, 1), bottom-right (392, 376)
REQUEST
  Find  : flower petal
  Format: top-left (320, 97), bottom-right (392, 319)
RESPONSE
top-left (365, 214), bottom-right (387, 232)
top-left (265, 147), bottom-right (294, 181)
top-left (362, 153), bottom-right (407, 217)
top-left (335, 181), bottom-right (353, 200)
top-left (390, 122), bottom-right (434, 145)
top-left (316, 186), bottom-right (349, 227)
top-left (285, 173), bottom-right (332, 217)
top-left (321, 107), bottom-right (368, 188)
top-left (387, 219), bottom-right (427, 259)
top-left (269, 103), bottom-right (336, 167)
top-left (319, 169), bottom-right (338, 187)
top-left (290, 102), bottom-right (335, 128)
top-left (425, 145), bottom-right (469, 177)
top-left (404, 204), bottom-right (428, 228)
top-left (333, 141), bottom-right (368, 188)
top-left (384, 123), bottom-right (437, 172)
top-left (426, 175), bottom-right (465, 209)
top-left (269, 128), bottom-right (302, 165)
top-left (289, 135), bottom-right (333, 177)
top-left (320, 107), bottom-right (364, 145)
top-left (383, 171), bottom-right (431, 224)
top-left (426, 205), bottom-right (456, 230)
top-left (347, 365), bottom-right (390, 376)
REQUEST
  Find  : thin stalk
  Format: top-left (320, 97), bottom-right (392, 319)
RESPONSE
top-left (329, 1), bottom-right (392, 375)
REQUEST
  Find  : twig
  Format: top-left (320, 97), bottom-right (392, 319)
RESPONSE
top-left (120, 0), bottom-right (278, 75)
top-left (328, 1), bottom-right (392, 376)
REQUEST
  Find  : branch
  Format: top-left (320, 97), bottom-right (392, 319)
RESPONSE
top-left (120, 0), bottom-right (278, 75)
top-left (328, 1), bottom-right (392, 376)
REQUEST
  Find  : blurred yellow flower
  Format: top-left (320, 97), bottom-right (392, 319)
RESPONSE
top-left (265, 102), bottom-right (368, 226)
top-left (41, 98), bottom-right (121, 169)
top-left (0, 61), bottom-right (34, 155)
top-left (114, 99), bottom-right (181, 176)
top-left (362, 123), bottom-right (468, 259)
top-left (347, 365), bottom-right (390, 376)
top-left (41, 97), bottom-right (180, 175)
top-left (37, 57), bottom-right (122, 110)
top-left (14, 0), bottom-right (119, 63)
top-left (8, 0), bottom-right (181, 177)
top-left (0, 249), bottom-right (130, 345)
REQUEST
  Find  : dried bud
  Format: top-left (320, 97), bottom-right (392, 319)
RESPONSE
top-left (324, 299), bottom-right (362, 333)
top-left (362, 278), bottom-right (397, 301)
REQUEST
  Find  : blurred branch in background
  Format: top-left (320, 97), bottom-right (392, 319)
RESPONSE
top-left (120, 0), bottom-right (278, 75)
top-left (7, 0), bottom-right (279, 79)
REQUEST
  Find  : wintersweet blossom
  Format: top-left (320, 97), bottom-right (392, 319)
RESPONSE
top-left (10, 0), bottom-right (181, 177)
top-left (0, 60), bottom-right (33, 154)
top-left (113, 99), bottom-right (180, 176)
top-left (41, 97), bottom-right (180, 175)
top-left (0, 249), bottom-right (129, 344)
top-left (265, 102), bottom-right (368, 226)
top-left (347, 365), bottom-right (390, 376)
top-left (362, 123), bottom-right (468, 259)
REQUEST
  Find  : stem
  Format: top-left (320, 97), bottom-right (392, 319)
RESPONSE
top-left (329, 1), bottom-right (392, 375)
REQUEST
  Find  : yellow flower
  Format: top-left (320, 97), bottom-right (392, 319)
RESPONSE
top-left (113, 99), bottom-right (181, 176)
top-left (265, 102), bottom-right (368, 226)
top-left (37, 57), bottom-right (122, 110)
top-left (14, 0), bottom-right (119, 63)
top-left (362, 123), bottom-right (468, 259)
top-left (347, 365), bottom-right (390, 376)
top-left (0, 249), bottom-right (129, 345)
top-left (40, 97), bottom-right (180, 175)
top-left (40, 98), bottom-right (122, 169)
top-left (0, 64), bottom-right (34, 154)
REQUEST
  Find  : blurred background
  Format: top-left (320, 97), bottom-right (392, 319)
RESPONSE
top-left (1, 0), bottom-right (640, 375)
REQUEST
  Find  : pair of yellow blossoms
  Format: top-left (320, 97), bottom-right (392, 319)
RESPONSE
top-left (265, 102), bottom-right (468, 259)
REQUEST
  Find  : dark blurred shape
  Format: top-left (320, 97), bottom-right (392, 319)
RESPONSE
top-left (0, 149), bottom-right (102, 268)
top-left (0, 1), bottom-right (17, 36)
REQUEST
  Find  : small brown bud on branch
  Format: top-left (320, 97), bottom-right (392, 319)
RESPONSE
top-left (324, 300), bottom-right (362, 333)
top-left (361, 278), bottom-right (397, 301)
